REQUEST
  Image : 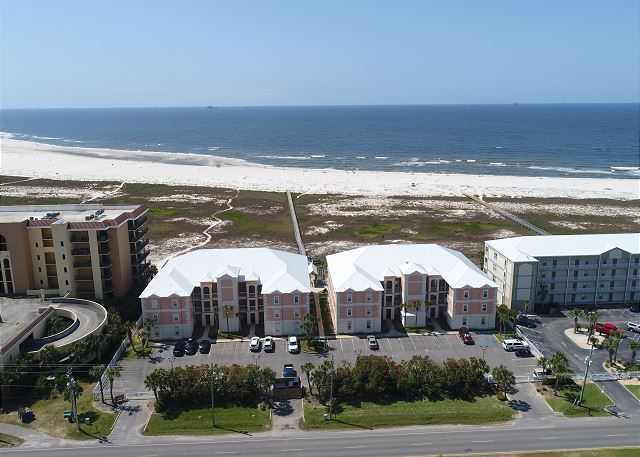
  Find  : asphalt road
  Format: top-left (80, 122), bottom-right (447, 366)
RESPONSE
top-left (0, 416), bottom-right (638, 456)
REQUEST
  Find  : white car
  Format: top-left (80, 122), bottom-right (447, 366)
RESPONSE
top-left (263, 336), bottom-right (274, 352)
top-left (287, 336), bottom-right (300, 353)
top-left (249, 336), bottom-right (261, 352)
top-left (628, 322), bottom-right (640, 333)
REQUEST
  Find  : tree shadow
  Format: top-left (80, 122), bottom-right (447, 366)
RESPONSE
top-left (214, 425), bottom-right (253, 436)
top-left (330, 418), bottom-right (373, 430)
top-left (508, 399), bottom-right (531, 412)
top-left (272, 400), bottom-right (293, 417)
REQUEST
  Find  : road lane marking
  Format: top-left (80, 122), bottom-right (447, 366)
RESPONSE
top-left (344, 445), bottom-right (367, 449)
top-left (411, 442), bottom-right (433, 446)
top-left (471, 440), bottom-right (493, 443)
top-left (214, 452), bottom-right (237, 454)
top-left (281, 449), bottom-right (303, 452)
top-left (606, 434), bottom-right (626, 437)
top-left (540, 437), bottom-right (558, 440)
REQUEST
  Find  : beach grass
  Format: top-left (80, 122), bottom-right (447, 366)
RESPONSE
top-left (303, 396), bottom-right (514, 430)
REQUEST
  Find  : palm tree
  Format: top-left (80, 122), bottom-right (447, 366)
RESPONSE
top-left (90, 364), bottom-right (107, 403)
top-left (567, 308), bottom-right (583, 333)
top-left (144, 369), bottom-right (162, 401)
top-left (141, 315), bottom-right (156, 350)
top-left (602, 337), bottom-right (617, 364)
top-left (509, 308), bottom-right (520, 330)
top-left (491, 365), bottom-right (515, 397)
top-left (585, 310), bottom-right (601, 342)
top-left (629, 341), bottom-right (640, 364)
top-left (413, 302), bottom-right (421, 329)
top-left (223, 305), bottom-right (232, 336)
top-left (105, 365), bottom-right (122, 403)
top-left (39, 345), bottom-right (60, 367)
top-left (537, 356), bottom-right (550, 372)
top-left (301, 362), bottom-right (315, 393)
top-left (612, 333), bottom-right (625, 363)
top-left (127, 323), bottom-right (140, 355)
top-left (496, 304), bottom-right (510, 335)
top-left (550, 352), bottom-right (569, 394)
top-left (523, 300), bottom-right (531, 317)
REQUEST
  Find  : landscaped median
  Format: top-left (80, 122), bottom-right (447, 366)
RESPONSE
top-left (144, 405), bottom-right (270, 435)
top-left (303, 396), bottom-right (514, 430)
top-left (623, 383), bottom-right (640, 400)
top-left (540, 382), bottom-right (613, 417)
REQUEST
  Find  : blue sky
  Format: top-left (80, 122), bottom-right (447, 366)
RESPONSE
top-left (1, 0), bottom-right (638, 108)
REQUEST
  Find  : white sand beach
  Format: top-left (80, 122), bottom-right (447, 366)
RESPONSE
top-left (1, 136), bottom-right (638, 199)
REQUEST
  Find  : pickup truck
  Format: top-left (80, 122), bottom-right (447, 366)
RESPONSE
top-left (283, 364), bottom-right (297, 378)
top-left (594, 322), bottom-right (623, 336)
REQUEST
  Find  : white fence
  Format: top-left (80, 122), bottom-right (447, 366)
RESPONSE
top-left (589, 371), bottom-right (640, 382)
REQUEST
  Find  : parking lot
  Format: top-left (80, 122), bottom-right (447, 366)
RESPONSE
top-left (115, 331), bottom-right (539, 397)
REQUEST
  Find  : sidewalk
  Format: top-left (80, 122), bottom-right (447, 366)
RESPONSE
top-left (271, 399), bottom-right (304, 436)
top-left (108, 399), bottom-right (154, 440)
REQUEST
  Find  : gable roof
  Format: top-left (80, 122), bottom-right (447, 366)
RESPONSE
top-left (485, 233), bottom-right (640, 261)
top-left (327, 244), bottom-right (496, 292)
top-left (140, 248), bottom-right (311, 298)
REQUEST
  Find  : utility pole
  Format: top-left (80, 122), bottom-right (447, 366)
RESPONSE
top-left (480, 345), bottom-right (488, 361)
top-left (328, 355), bottom-right (334, 420)
top-left (577, 343), bottom-right (595, 406)
top-left (66, 371), bottom-right (79, 430)
top-left (210, 364), bottom-right (216, 433)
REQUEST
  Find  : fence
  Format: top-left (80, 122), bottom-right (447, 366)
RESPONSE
top-left (92, 315), bottom-right (142, 401)
top-left (515, 325), bottom-right (544, 359)
top-left (589, 371), bottom-right (640, 382)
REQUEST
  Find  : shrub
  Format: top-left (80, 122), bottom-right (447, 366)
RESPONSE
top-left (496, 391), bottom-right (507, 401)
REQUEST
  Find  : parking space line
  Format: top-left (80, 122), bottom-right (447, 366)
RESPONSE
top-left (432, 334), bottom-right (439, 348)
top-left (387, 338), bottom-right (393, 352)
top-left (220, 342), bottom-right (225, 357)
top-left (398, 338), bottom-right (405, 351)
top-left (446, 335), bottom-right (454, 349)
top-left (422, 335), bottom-right (429, 351)
top-left (351, 338), bottom-right (356, 352)
top-left (339, 338), bottom-right (343, 351)
top-left (409, 336), bottom-right (417, 351)
top-left (234, 342), bottom-right (239, 358)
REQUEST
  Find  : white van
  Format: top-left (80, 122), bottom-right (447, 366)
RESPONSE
top-left (502, 339), bottom-right (528, 351)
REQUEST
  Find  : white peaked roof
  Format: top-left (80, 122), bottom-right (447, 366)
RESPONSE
top-left (326, 244), bottom-right (497, 292)
top-left (140, 248), bottom-right (312, 298)
top-left (486, 233), bottom-right (640, 262)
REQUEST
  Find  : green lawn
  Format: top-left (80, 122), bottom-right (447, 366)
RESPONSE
top-left (0, 433), bottom-right (23, 448)
top-left (624, 384), bottom-right (640, 400)
top-left (301, 339), bottom-right (328, 354)
top-left (122, 337), bottom-right (153, 359)
top-left (453, 449), bottom-right (640, 457)
top-left (0, 382), bottom-right (117, 440)
top-left (303, 396), bottom-right (514, 430)
top-left (144, 405), bottom-right (270, 435)
top-left (544, 383), bottom-right (613, 417)
top-left (494, 333), bottom-right (518, 343)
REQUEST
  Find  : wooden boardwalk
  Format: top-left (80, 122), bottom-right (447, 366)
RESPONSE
top-left (286, 190), bottom-right (306, 255)
top-left (463, 192), bottom-right (551, 236)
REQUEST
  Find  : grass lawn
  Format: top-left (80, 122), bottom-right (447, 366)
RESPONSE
top-left (453, 449), bottom-right (640, 457)
top-left (624, 384), bottom-right (640, 400)
top-left (301, 339), bottom-right (328, 354)
top-left (144, 405), bottom-right (270, 435)
top-left (303, 396), bottom-right (514, 430)
top-left (0, 382), bottom-right (117, 440)
top-left (318, 296), bottom-right (335, 335)
top-left (494, 333), bottom-right (518, 343)
top-left (0, 433), bottom-right (23, 448)
top-left (543, 383), bottom-right (613, 417)
top-left (122, 337), bottom-right (153, 359)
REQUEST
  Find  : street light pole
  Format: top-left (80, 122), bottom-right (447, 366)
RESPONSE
top-left (66, 371), bottom-right (79, 431)
top-left (480, 345), bottom-right (488, 361)
top-left (210, 364), bottom-right (216, 433)
top-left (328, 355), bottom-right (334, 420)
top-left (578, 343), bottom-right (595, 406)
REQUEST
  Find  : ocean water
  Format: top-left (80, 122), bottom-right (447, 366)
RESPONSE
top-left (1, 104), bottom-right (638, 178)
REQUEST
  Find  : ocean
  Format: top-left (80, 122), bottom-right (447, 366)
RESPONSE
top-left (1, 104), bottom-right (638, 178)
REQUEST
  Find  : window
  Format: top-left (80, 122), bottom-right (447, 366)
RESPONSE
top-left (463, 304), bottom-right (468, 312)
top-left (552, 260), bottom-right (557, 266)
top-left (463, 290), bottom-right (469, 298)
top-left (294, 295), bottom-right (299, 304)
top-left (482, 289), bottom-right (488, 298)
top-left (482, 303), bottom-right (487, 312)
top-left (172, 298), bottom-right (178, 308)
top-left (60, 241), bottom-right (64, 246)
top-left (347, 308), bottom-right (353, 316)
top-left (612, 258), bottom-right (618, 265)
top-left (462, 317), bottom-right (467, 326)
top-left (347, 321), bottom-right (352, 331)
top-left (40, 279), bottom-right (43, 285)
top-left (35, 242), bottom-right (39, 248)
top-left (366, 293), bottom-right (372, 302)
top-left (38, 267), bottom-right (42, 272)
top-left (62, 254), bottom-right (65, 260)
top-left (184, 298), bottom-right (189, 306)
top-left (152, 314), bottom-right (159, 322)
top-left (574, 259), bottom-right (579, 266)
top-left (294, 309), bottom-right (300, 317)
top-left (274, 295), bottom-right (280, 305)
top-left (274, 309), bottom-right (280, 319)
top-left (573, 271), bottom-right (578, 277)
top-left (37, 255), bottom-right (40, 261)
top-left (173, 313), bottom-right (179, 321)
top-left (347, 293), bottom-right (353, 303)
top-left (65, 280), bottom-right (69, 285)
top-left (151, 299), bottom-right (158, 308)
top-left (494, 253), bottom-right (497, 260)
top-left (481, 316), bottom-right (486, 325)
top-left (366, 320), bottom-right (371, 329)
top-left (366, 307), bottom-right (372, 316)
top-left (174, 326), bottom-right (180, 336)
top-left (63, 267), bottom-right (67, 273)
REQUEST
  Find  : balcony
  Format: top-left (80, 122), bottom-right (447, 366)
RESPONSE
top-left (130, 227), bottom-right (149, 242)
top-left (76, 287), bottom-right (95, 294)
top-left (71, 236), bottom-right (89, 243)
top-left (43, 240), bottom-right (54, 248)
top-left (75, 275), bottom-right (94, 281)
top-left (132, 261), bottom-right (150, 279)
top-left (101, 272), bottom-right (113, 281)
top-left (100, 259), bottom-right (112, 269)
top-left (132, 248), bottom-right (150, 263)
top-left (72, 248), bottom-right (91, 256)
top-left (97, 233), bottom-right (109, 242)
top-left (130, 237), bottom-right (150, 252)
top-left (73, 260), bottom-right (92, 268)
top-left (102, 284), bottom-right (114, 294)
top-left (98, 245), bottom-right (111, 255)
top-left (130, 215), bottom-right (148, 231)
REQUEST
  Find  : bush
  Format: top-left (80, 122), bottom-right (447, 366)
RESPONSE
top-left (496, 391), bottom-right (507, 401)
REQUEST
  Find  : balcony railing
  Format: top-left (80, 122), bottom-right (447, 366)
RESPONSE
top-left (73, 260), bottom-right (91, 268)
top-left (130, 227), bottom-right (149, 242)
top-left (100, 259), bottom-right (112, 269)
top-left (75, 275), bottom-right (93, 281)
top-left (97, 233), bottom-right (109, 242)
top-left (72, 248), bottom-right (90, 256)
top-left (71, 236), bottom-right (90, 243)
top-left (130, 215), bottom-right (148, 230)
top-left (98, 245), bottom-right (111, 255)
top-left (130, 237), bottom-right (150, 252)
top-left (76, 287), bottom-right (95, 293)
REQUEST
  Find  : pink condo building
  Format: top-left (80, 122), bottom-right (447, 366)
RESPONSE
top-left (139, 248), bottom-right (313, 340)
top-left (326, 244), bottom-right (498, 333)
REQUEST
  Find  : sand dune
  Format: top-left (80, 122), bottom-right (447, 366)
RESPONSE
top-left (1, 136), bottom-right (638, 199)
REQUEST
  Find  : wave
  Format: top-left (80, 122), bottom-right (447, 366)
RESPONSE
top-left (255, 155), bottom-right (311, 160)
top-left (610, 166), bottom-right (640, 172)
top-left (208, 147), bottom-right (221, 151)
top-left (310, 154), bottom-right (326, 158)
top-left (489, 162), bottom-right (507, 166)
top-left (374, 156), bottom-right (389, 159)
top-left (527, 165), bottom-right (615, 175)
top-left (466, 159), bottom-right (476, 163)
top-left (394, 159), bottom-right (452, 167)
top-left (32, 135), bottom-right (62, 140)
top-left (355, 156), bottom-right (367, 159)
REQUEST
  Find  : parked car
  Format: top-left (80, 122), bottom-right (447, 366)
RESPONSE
top-left (627, 322), bottom-right (640, 333)
top-left (594, 322), bottom-right (623, 336)
top-left (533, 367), bottom-right (552, 377)
top-left (458, 326), bottom-right (474, 344)
top-left (515, 347), bottom-right (532, 357)
top-left (502, 339), bottom-right (528, 351)
top-left (264, 336), bottom-right (274, 352)
top-left (367, 335), bottom-right (379, 350)
top-left (185, 338), bottom-right (198, 355)
top-left (199, 340), bottom-right (211, 354)
top-left (516, 315), bottom-right (537, 328)
top-left (249, 336), bottom-right (261, 352)
top-left (282, 364), bottom-right (297, 378)
top-left (172, 341), bottom-right (185, 356)
top-left (288, 336), bottom-right (300, 353)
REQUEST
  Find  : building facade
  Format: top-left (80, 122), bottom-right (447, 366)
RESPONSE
top-left (484, 233), bottom-right (640, 310)
top-left (326, 244), bottom-right (498, 333)
top-left (0, 205), bottom-right (150, 301)
top-left (139, 248), bottom-right (313, 340)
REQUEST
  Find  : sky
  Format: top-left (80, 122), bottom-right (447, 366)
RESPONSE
top-left (1, 0), bottom-right (639, 108)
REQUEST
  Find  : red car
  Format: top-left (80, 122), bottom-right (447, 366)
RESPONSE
top-left (458, 326), bottom-right (474, 344)
top-left (594, 322), bottom-right (623, 336)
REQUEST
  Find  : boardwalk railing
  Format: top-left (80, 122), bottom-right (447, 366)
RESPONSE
top-left (463, 193), bottom-right (551, 235)
top-left (286, 190), bottom-right (306, 256)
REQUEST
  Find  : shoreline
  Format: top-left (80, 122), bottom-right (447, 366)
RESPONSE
top-left (0, 136), bottom-right (638, 199)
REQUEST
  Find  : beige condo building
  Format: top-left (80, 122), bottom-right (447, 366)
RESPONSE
top-left (0, 204), bottom-right (150, 301)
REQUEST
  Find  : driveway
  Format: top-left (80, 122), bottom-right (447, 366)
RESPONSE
top-left (271, 399), bottom-right (303, 435)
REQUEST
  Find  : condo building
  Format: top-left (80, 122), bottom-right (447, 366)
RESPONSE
top-left (0, 204), bottom-right (150, 301)
top-left (326, 244), bottom-right (498, 333)
top-left (139, 248), bottom-right (313, 340)
top-left (484, 233), bottom-right (640, 311)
